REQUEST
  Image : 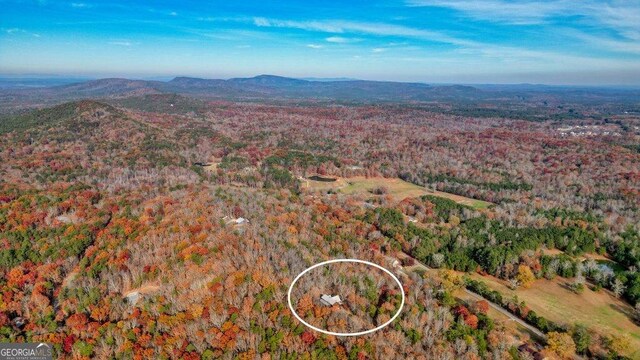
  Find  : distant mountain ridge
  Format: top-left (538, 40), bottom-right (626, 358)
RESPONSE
top-left (1, 75), bottom-right (639, 112)
top-left (1, 74), bottom-right (480, 102)
top-left (299, 77), bottom-right (357, 82)
top-left (0, 77), bottom-right (92, 89)
top-left (54, 78), bottom-right (162, 96)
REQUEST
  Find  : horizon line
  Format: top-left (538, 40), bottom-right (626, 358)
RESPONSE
top-left (1, 73), bottom-right (640, 89)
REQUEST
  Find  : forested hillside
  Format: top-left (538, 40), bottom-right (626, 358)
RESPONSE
top-left (0, 98), bottom-right (638, 359)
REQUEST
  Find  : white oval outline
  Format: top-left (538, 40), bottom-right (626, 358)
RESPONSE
top-left (287, 258), bottom-right (405, 337)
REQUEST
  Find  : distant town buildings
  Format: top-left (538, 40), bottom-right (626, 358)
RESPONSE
top-left (556, 125), bottom-right (621, 137)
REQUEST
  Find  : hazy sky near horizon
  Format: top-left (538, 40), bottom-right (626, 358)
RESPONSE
top-left (1, 0), bottom-right (639, 85)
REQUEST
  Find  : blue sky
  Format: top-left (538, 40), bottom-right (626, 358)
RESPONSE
top-left (1, 0), bottom-right (639, 85)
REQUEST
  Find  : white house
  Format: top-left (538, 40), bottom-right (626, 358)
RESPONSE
top-left (223, 216), bottom-right (249, 225)
top-left (320, 294), bottom-right (342, 306)
top-left (124, 291), bottom-right (142, 305)
top-left (234, 217), bottom-right (249, 225)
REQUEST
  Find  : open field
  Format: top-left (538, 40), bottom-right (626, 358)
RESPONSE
top-left (304, 176), bottom-right (493, 209)
top-left (542, 248), bottom-right (612, 262)
top-left (468, 273), bottom-right (640, 358)
top-left (426, 189), bottom-right (493, 209)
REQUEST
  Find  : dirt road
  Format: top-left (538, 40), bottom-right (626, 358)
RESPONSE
top-left (399, 252), bottom-right (546, 340)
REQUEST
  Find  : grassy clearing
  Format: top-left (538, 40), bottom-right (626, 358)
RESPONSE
top-left (426, 189), bottom-right (493, 209)
top-left (340, 177), bottom-right (427, 200)
top-left (541, 248), bottom-right (612, 262)
top-left (304, 176), bottom-right (493, 209)
top-left (468, 273), bottom-right (640, 358)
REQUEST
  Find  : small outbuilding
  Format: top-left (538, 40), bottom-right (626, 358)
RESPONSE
top-left (320, 294), bottom-right (342, 306)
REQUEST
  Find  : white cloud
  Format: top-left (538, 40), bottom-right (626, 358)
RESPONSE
top-left (594, 3), bottom-right (640, 41)
top-left (70, 2), bottom-right (90, 8)
top-left (326, 36), bottom-right (350, 43)
top-left (251, 17), bottom-right (478, 47)
top-left (307, 44), bottom-right (323, 49)
top-left (253, 17), bottom-right (345, 33)
top-left (169, 11), bottom-right (177, 16)
top-left (253, 17), bottom-right (272, 27)
top-left (3, 28), bottom-right (41, 38)
top-left (561, 29), bottom-right (640, 55)
top-left (407, 0), bottom-right (640, 39)
top-left (203, 14), bottom-right (640, 67)
top-left (407, 0), bottom-right (569, 24)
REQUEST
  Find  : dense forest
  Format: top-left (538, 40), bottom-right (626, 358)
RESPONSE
top-left (0, 97), bottom-right (638, 359)
top-left (289, 262), bottom-right (403, 334)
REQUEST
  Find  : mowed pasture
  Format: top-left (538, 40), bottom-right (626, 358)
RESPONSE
top-left (468, 273), bottom-right (640, 358)
top-left (304, 176), bottom-right (493, 209)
